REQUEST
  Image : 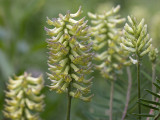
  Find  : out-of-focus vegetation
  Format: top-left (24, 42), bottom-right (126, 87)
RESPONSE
top-left (0, 0), bottom-right (160, 120)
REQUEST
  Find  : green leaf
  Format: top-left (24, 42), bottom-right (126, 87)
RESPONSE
top-left (153, 83), bottom-right (160, 90)
top-left (145, 89), bottom-right (160, 98)
top-left (156, 79), bottom-right (160, 84)
top-left (138, 102), bottom-right (159, 110)
top-left (140, 98), bottom-right (160, 106)
top-left (132, 113), bottom-right (155, 117)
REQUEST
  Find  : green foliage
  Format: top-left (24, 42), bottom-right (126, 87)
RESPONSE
top-left (139, 79), bottom-right (160, 119)
top-left (3, 73), bottom-right (45, 120)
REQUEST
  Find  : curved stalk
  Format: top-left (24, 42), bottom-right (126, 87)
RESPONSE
top-left (121, 67), bottom-right (132, 120)
top-left (109, 80), bottom-right (114, 120)
top-left (137, 57), bottom-right (141, 120)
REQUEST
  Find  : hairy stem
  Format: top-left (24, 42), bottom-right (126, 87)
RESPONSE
top-left (66, 84), bottom-right (72, 120)
top-left (121, 67), bottom-right (132, 120)
top-left (137, 58), bottom-right (141, 120)
top-left (152, 63), bottom-right (156, 101)
top-left (109, 80), bottom-right (114, 120)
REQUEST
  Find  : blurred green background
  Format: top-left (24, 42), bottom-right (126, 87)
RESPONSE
top-left (0, 0), bottom-right (160, 120)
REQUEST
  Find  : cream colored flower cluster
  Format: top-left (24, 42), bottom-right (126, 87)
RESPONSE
top-left (88, 5), bottom-right (130, 80)
top-left (3, 73), bottom-right (44, 120)
top-left (121, 16), bottom-right (152, 63)
top-left (45, 7), bottom-right (94, 101)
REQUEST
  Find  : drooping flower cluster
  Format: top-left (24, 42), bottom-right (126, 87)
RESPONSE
top-left (45, 7), bottom-right (94, 101)
top-left (3, 73), bottom-right (45, 120)
top-left (121, 16), bottom-right (152, 63)
top-left (88, 5), bottom-right (130, 80)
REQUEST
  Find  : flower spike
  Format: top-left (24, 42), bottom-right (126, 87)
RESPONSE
top-left (121, 16), bottom-right (152, 58)
top-left (88, 5), bottom-right (130, 80)
top-left (3, 73), bottom-right (45, 120)
top-left (45, 7), bottom-right (93, 101)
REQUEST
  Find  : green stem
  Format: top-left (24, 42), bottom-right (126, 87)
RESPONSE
top-left (152, 63), bottom-right (156, 101)
top-left (66, 26), bottom-right (72, 120)
top-left (109, 81), bottom-right (114, 120)
top-left (137, 57), bottom-right (141, 120)
top-left (66, 84), bottom-right (72, 120)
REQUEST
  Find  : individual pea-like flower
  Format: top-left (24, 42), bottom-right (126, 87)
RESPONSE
top-left (88, 5), bottom-right (130, 80)
top-left (3, 72), bottom-right (45, 120)
top-left (120, 16), bottom-right (152, 64)
top-left (149, 47), bottom-right (159, 63)
top-left (45, 6), bottom-right (94, 102)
